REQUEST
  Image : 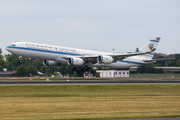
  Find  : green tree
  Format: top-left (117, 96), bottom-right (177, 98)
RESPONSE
top-left (177, 59), bottom-right (180, 67)
top-left (0, 48), bottom-right (2, 59)
top-left (58, 64), bottom-right (67, 76)
top-left (137, 63), bottom-right (164, 73)
top-left (0, 49), bottom-right (4, 68)
top-left (154, 56), bottom-right (166, 66)
top-left (154, 68), bottom-right (164, 73)
top-left (16, 66), bottom-right (26, 74)
top-left (0, 66), bottom-right (3, 71)
top-left (175, 54), bottom-right (180, 61)
top-left (145, 63), bottom-right (155, 73)
top-left (33, 59), bottom-right (43, 71)
top-left (58, 64), bottom-right (78, 76)
top-left (137, 65), bottom-right (146, 73)
top-left (2, 61), bottom-right (14, 71)
top-left (21, 57), bottom-right (32, 67)
top-left (26, 66), bottom-right (37, 75)
top-left (40, 66), bottom-right (49, 73)
top-left (73, 71), bottom-right (78, 77)
top-left (166, 60), bottom-right (177, 66)
top-left (6, 54), bottom-right (19, 67)
top-left (0, 58), bottom-right (4, 69)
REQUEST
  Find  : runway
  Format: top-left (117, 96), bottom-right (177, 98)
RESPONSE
top-left (1, 80), bottom-right (180, 85)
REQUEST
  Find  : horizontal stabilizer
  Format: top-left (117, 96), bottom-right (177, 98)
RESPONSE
top-left (144, 58), bottom-right (174, 62)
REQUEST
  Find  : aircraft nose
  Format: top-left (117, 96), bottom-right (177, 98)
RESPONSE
top-left (6, 46), bottom-right (11, 52)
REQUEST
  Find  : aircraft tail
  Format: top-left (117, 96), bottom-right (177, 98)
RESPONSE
top-left (139, 36), bottom-right (161, 58)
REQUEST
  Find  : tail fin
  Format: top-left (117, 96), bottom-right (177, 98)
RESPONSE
top-left (139, 36), bottom-right (161, 58)
top-left (140, 36), bottom-right (161, 52)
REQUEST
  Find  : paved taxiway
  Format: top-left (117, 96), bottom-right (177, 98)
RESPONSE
top-left (106, 118), bottom-right (180, 120)
top-left (0, 80), bottom-right (180, 85)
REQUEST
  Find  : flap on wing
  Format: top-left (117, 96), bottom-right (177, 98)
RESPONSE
top-left (81, 52), bottom-right (151, 61)
top-left (144, 58), bottom-right (174, 62)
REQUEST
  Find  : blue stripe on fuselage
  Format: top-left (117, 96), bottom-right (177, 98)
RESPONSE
top-left (7, 46), bottom-right (146, 65)
top-left (6, 46), bottom-right (82, 56)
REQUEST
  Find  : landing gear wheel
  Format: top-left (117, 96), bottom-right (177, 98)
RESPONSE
top-left (76, 70), bottom-right (82, 74)
top-left (91, 70), bottom-right (96, 74)
top-left (17, 56), bottom-right (22, 64)
top-left (18, 60), bottom-right (22, 64)
top-left (72, 67), bottom-right (82, 74)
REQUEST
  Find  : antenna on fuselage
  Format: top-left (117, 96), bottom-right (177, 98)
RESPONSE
top-left (112, 48), bottom-right (115, 54)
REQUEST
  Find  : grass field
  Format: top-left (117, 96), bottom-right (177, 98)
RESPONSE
top-left (0, 84), bottom-right (180, 119)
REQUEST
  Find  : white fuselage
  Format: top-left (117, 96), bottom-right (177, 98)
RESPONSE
top-left (6, 42), bottom-right (153, 69)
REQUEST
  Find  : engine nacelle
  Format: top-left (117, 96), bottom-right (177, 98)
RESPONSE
top-left (43, 60), bottom-right (58, 66)
top-left (97, 55), bottom-right (114, 64)
top-left (68, 57), bottom-right (84, 66)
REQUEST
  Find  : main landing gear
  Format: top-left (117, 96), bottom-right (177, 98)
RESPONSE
top-left (72, 66), bottom-right (96, 75)
top-left (18, 56), bottom-right (22, 64)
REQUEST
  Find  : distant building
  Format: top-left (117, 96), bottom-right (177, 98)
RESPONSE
top-left (153, 52), bottom-right (167, 58)
top-left (96, 70), bottom-right (129, 78)
top-left (153, 53), bottom-right (176, 59)
top-left (167, 54), bottom-right (176, 58)
top-left (0, 71), bottom-right (20, 77)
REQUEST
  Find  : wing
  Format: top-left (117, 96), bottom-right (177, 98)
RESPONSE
top-left (143, 58), bottom-right (174, 62)
top-left (79, 52), bottom-right (150, 64)
top-left (111, 52), bottom-right (150, 60)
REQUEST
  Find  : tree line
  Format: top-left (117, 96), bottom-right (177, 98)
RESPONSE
top-left (1, 48), bottom-right (180, 76)
top-left (0, 49), bottom-right (82, 76)
top-left (136, 54), bottom-right (180, 74)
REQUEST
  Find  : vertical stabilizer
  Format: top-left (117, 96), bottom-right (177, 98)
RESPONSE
top-left (140, 37), bottom-right (160, 52)
top-left (139, 36), bottom-right (161, 58)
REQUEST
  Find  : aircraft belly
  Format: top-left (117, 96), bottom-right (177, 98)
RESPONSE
top-left (54, 57), bottom-right (67, 64)
top-left (108, 62), bottom-right (140, 69)
top-left (93, 61), bottom-right (141, 69)
top-left (9, 48), bottom-right (60, 60)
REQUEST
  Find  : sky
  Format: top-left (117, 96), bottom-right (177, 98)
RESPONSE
top-left (0, 0), bottom-right (180, 55)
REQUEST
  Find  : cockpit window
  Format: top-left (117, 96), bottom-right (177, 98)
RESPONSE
top-left (12, 44), bottom-right (15, 46)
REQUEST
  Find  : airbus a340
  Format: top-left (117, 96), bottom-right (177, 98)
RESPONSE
top-left (6, 37), bottom-right (164, 74)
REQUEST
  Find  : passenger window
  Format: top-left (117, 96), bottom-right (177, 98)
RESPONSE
top-left (12, 44), bottom-right (15, 46)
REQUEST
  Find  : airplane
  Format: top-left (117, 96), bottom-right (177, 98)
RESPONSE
top-left (6, 36), bottom-right (166, 74)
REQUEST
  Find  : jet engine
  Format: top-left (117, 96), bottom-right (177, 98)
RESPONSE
top-left (67, 57), bottom-right (84, 66)
top-left (43, 60), bottom-right (58, 66)
top-left (97, 55), bottom-right (114, 64)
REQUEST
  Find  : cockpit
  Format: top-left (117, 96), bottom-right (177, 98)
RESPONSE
top-left (9, 42), bottom-right (23, 47)
top-left (11, 44), bottom-right (16, 46)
